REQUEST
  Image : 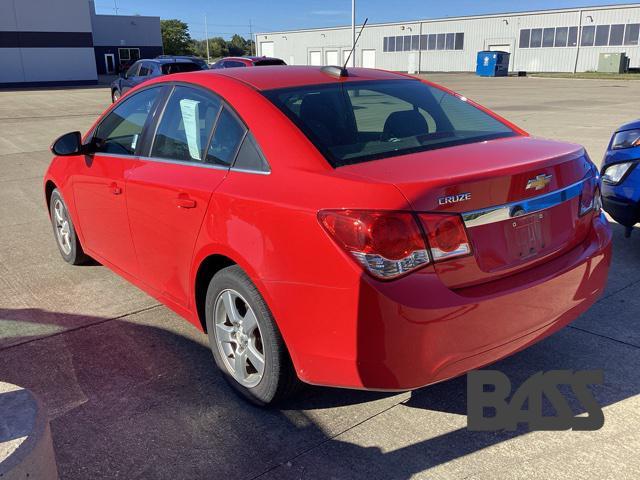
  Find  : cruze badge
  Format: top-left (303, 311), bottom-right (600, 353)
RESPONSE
top-left (438, 192), bottom-right (472, 206)
top-left (526, 174), bottom-right (552, 191)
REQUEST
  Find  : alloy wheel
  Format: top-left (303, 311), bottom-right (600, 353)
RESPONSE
top-left (53, 198), bottom-right (72, 255)
top-left (213, 289), bottom-right (266, 388)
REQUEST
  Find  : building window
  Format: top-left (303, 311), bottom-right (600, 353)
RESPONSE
top-left (542, 28), bottom-right (555, 47)
top-left (382, 31), bottom-right (464, 53)
top-left (428, 34), bottom-right (436, 50)
top-left (118, 48), bottom-right (140, 66)
top-left (420, 34), bottom-right (428, 50)
top-left (610, 24), bottom-right (624, 45)
top-left (568, 26), bottom-right (579, 46)
top-left (554, 27), bottom-right (568, 47)
top-left (519, 29), bottom-right (530, 48)
top-left (403, 35), bottom-right (412, 51)
top-left (594, 25), bottom-right (610, 46)
top-left (454, 32), bottom-right (464, 50)
top-left (624, 23), bottom-right (640, 45)
top-left (388, 36), bottom-right (396, 52)
top-left (411, 34), bottom-right (420, 50)
top-left (581, 25), bottom-right (595, 46)
top-left (530, 28), bottom-right (543, 48)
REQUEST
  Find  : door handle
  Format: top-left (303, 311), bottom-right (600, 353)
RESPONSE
top-left (174, 195), bottom-right (196, 209)
top-left (109, 182), bottom-right (122, 195)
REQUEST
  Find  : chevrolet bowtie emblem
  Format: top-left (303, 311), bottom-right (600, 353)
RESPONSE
top-left (526, 174), bottom-right (552, 191)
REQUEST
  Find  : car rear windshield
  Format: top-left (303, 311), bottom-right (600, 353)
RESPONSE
top-left (254, 59), bottom-right (287, 66)
top-left (262, 79), bottom-right (517, 167)
top-left (161, 62), bottom-right (201, 75)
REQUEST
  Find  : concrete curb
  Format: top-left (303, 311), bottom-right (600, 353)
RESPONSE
top-left (0, 383), bottom-right (58, 480)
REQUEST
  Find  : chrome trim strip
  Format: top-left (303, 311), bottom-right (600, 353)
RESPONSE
top-left (96, 153), bottom-right (270, 175)
top-left (462, 179), bottom-right (587, 228)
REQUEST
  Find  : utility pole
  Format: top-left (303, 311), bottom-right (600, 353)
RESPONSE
top-left (351, 0), bottom-right (356, 67)
top-left (114, 0), bottom-right (119, 15)
top-left (205, 14), bottom-right (210, 64)
top-left (249, 19), bottom-right (254, 56)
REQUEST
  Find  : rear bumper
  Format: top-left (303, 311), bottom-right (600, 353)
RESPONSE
top-left (274, 213), bottom-right (611, 390)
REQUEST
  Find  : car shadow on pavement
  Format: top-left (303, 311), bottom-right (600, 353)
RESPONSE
top-left (0, 298), bottom-right (638, 479)
top-left (0, 222), bottom-right (638, 479)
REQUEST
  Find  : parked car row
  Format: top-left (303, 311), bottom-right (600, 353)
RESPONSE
top-left (111, 55), bottom-right (287, 102)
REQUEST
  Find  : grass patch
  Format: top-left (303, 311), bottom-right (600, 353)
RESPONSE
top-left (530, 72), bottom-right (640, 80)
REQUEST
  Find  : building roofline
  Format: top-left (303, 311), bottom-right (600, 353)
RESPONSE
top-left (255, 2), bottom-right (640, 36)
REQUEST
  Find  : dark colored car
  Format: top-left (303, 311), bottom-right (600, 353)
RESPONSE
top-left (601, 119), bottom-right (640, 236)
top-left (156, 55), bottom-right (210, 70)
top-left (110, 58), bottom-right (204, 103)
top-left (210, 56), bottom-right (287, 69)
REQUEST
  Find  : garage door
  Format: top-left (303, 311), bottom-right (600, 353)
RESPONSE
top-left (326, 50), bottom-right (339, 66)
top-left (309, 50), bottom-right (322, 66)
top-left (362, 49), bottom-right (376, 68)
top-left (261, 42), bottom-right (274, 57)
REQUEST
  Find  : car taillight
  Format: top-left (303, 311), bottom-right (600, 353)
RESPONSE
top-left (418, 214), bottom-right (472, 262)
top-left (318, 210), bottom-right (430, 279)
top-left (318, 210), bottom-right (473, 279)
top-left (579, 177), bottom-right (596, 216)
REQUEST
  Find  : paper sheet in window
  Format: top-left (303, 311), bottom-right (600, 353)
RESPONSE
top-left (180, 99), bottom-right (202, 160)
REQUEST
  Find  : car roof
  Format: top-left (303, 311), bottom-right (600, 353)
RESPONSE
top-left (206, 65), bottom-right (411, 91)
top-left (142, 58), bottom-right (199, 65)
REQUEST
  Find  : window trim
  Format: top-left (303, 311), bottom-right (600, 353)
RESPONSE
top-left (89, 84), bottom-right (166, 158)
top-left (133, 81), bottom-right (271, 175)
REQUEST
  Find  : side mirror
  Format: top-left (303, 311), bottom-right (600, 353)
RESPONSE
top-left (120, 71), bottom-right (127, 79)
top-left (51, 131), bottom-right (85, 156)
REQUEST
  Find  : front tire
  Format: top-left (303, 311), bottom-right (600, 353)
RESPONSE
top-left (49, 189), bottom-right (89, 265)
top-left (205, 265), bottom-right (300, 405)
top-left (111, 89), bottom-right (120, 103)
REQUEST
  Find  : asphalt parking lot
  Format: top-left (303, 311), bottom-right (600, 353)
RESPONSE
top-left (1, 74), bottom-right (639, 479)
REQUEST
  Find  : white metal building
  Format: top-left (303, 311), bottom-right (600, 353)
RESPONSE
top-left (255, 3), bottom-right (640, 73)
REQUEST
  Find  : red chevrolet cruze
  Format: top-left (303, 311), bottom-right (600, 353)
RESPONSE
top-left (45, 66), bottom-right (612, 404)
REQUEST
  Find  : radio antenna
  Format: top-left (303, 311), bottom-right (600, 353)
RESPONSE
top-left (343, 18), bottom-right (368, 70)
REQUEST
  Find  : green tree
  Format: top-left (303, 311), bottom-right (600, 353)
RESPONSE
top-left (161, 19), bottom-right (193, 55)
top-left (228, 34), bottom-right (248, 56)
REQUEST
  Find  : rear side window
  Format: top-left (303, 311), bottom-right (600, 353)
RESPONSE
top-left (263, 80), bottom-right (516, 167)
top-left (151, 86), bottom-right (222, 163)
top-left (206, 107), bottom-right (246, 166)
top-left (233, 134), bottom-right (270, 172)
top-left (161, 62), bottom-right (201, 75)
top-left (94, 87), bottom-right (161, 155)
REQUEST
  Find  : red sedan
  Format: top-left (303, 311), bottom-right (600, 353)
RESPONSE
top-left (45, 66), bottom-right (612, 404)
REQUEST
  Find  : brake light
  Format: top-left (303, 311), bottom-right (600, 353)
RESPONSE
top-left (418, 214), bottom-right (472, 262)
top-left (579, 177), bottom-right (596, 216)
top-left (318, 210), bottom-right (430, 279)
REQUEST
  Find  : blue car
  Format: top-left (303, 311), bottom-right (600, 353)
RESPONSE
top-left (602, 119), bottom-right (640, 237)
top-left (110, 58), bottom-right (205, 103)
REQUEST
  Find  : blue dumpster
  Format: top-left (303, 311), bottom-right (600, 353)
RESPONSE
top-left (476, 51), bottom-right (510, 77)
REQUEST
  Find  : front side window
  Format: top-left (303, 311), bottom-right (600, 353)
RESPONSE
top-left (151, 86), bottom-right (222, 163)
top-left (94, 87), bottom-right (162, 155)
top-left (263, 80), bottom-right (516, 167)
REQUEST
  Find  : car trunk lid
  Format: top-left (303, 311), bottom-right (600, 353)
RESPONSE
top-left (338, 136), bottom-right (597, 287)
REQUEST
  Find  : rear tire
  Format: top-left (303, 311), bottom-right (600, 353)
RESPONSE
top-left (49, 189), bottom-right (89, 265)
top-left (111, 89), bottom-right (120, 103)
top-left (205, 265), bottom-right (300, 405)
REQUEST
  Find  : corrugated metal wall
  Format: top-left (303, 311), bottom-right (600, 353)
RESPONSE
top-left (256, 4), bottom-right (640, 73)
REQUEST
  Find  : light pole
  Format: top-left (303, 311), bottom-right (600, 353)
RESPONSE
top-left (204, 14), bottom-right (210, 64)
top-left (351, 0), bottom-right (355, 67)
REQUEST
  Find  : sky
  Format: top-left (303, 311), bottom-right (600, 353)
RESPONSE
top-left (93, 0), bottom-right (638, 39)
